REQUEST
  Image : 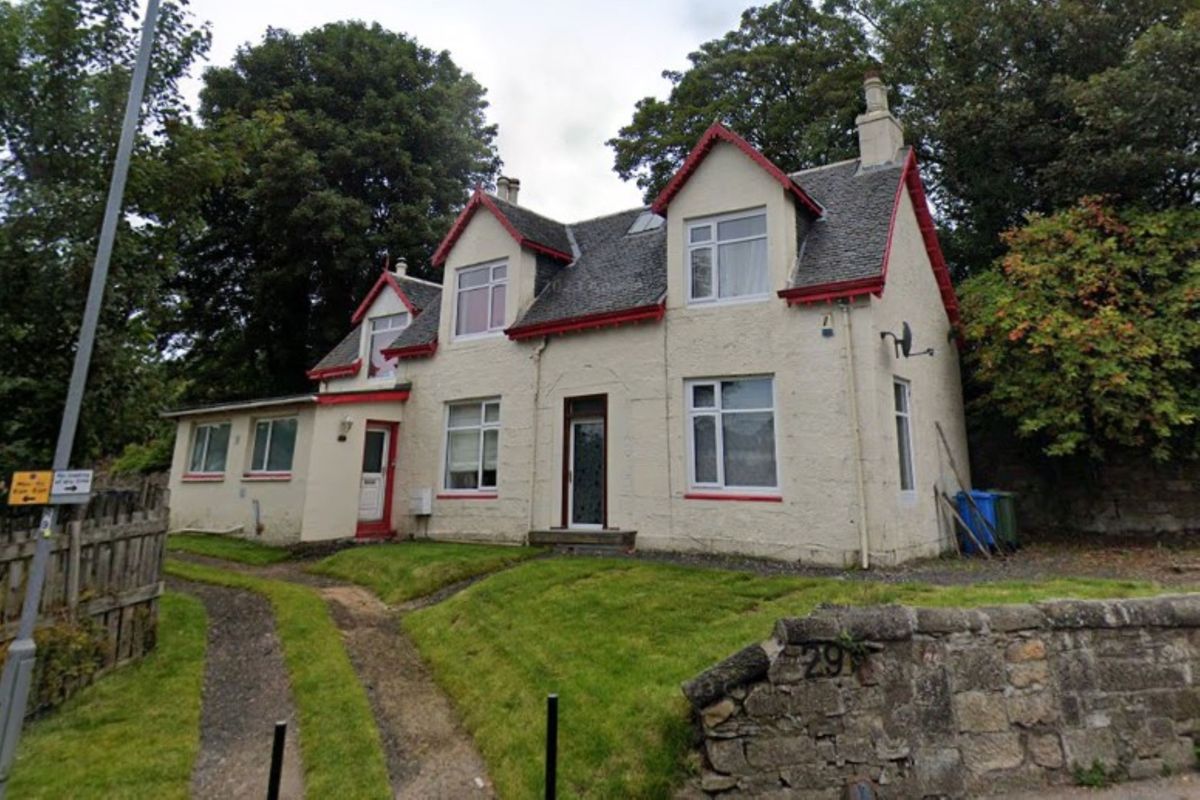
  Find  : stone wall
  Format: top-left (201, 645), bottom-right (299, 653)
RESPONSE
top-left (682, 596), bottom-right (1200, 799)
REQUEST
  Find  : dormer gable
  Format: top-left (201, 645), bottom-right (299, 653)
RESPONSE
top-left (432, 187), bottom-right (573, 266)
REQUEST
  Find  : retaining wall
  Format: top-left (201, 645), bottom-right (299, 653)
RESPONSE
top-left (682, 595), bottom-right (1200, 798)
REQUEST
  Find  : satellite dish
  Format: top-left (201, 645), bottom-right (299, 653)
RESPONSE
top-left (899, 322), bottom-right (913, 357)
top-left (880, 321), bottom-right (932, 358)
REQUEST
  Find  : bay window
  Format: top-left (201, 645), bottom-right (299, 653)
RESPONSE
top-left (188, 422), bottom-right (230, 475)
top-left (687, 377), bottom-right (778, 490)
top-left (368, 313), bottom-right (409, 379)
top-left (444, 399), bottom-right (500, 491)
top-left (248, 417), bottom-right (298, 473)
top-left (455, 261), bottom-right (507, 337)
top-left (687, 210), bottom-right (768, 304)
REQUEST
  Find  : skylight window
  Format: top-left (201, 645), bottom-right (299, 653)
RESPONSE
top-left (627, 211), bottom-right (665, 235)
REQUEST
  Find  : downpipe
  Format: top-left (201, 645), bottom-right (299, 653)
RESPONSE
top-left (841, 301), bottom-right (870, 570)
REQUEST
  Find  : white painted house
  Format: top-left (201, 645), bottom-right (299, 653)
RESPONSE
top-left (165, 77), bottom-right (969, 566)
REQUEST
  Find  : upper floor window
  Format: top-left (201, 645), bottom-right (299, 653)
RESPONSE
top-left (368, 313), bottom-right (409, 379)
top-left (249, 417), bottom-right (298, 474)
top-left (455, 261), bottom-right (507, 338)
top-left (686, 376), bottom-right (778, 491)
top-left (188, 422), bottom-right (230, 475)
top-left (687, 210), bottom-right (768, 304)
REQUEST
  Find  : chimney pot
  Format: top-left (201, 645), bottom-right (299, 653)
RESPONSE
top-left (507, 177), bottom-right (520, 205)
top-left (392, 257), bottom-right (407, 277)
top-left (496, 175), bottom-right (511, 202)
top-left (856, 73), bottom-right (904, 167)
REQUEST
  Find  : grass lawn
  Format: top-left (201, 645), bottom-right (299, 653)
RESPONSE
top-left (10, 592), bottom-right (207, 799)
top-left (167, 532), bottom-right (291, 565)
top-left (404, 558), bottom-right (1167, 799)
top-left (307, 541), bottom-right (543, 603)
top-left (166, 559), bottom-right (391, 799)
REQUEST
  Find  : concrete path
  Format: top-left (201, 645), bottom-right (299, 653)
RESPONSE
top-left (998, 773), bottom-right (1200, 799)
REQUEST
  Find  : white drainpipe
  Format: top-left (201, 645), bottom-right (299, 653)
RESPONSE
top-left (842, 301), bottom-right (870, 569)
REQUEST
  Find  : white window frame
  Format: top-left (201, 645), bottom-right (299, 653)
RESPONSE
top-left (894, 377), bottom-right (916, 495)
top-left (685, 376), bottom-right (780, 493)
top-left (685, 208), bottom-right (769, 306)
top-left (442, 398), bottom-right (501, 493)
top-left (452, 260), bottom-right (508, 340)
top-left (366, 312), bottom-right (409, 380)
top-left (188, 422), bottom-right (230, 476)
top-left (247, 416), bottom-right (298, 474)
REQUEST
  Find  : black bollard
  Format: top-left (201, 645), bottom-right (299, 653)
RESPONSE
top-left (267, 720), bottom-right (287, 800)
top-left (545, 694), bottom-right (558, 800)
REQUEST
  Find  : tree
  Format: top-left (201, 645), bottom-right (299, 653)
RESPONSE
top-left (175, 22), bottom-right (500, 401)
top-left (0, 0), bottom-right (211, 477)
top-left (608, 1), bottom-right (872, 200)
top-left (958, 199), bottom-right (1200, 462)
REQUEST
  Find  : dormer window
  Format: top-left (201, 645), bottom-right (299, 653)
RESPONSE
top-left (368, 313), bottom-right (409, 379)
top-left (454, 260), bottom-right (507, 338)
top-left (687, 210), bottom-right (768, 305)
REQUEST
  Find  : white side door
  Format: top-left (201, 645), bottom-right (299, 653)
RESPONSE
top-left (358, 427), bottom-right (389, 521)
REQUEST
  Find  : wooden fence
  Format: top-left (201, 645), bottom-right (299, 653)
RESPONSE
top-left (0, 474), bottom-right (169, 676)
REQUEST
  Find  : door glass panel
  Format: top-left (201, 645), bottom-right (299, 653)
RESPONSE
top-left (567, 396), bottom-right (604, 417)
top-left (571, 420), bottom-right (604, 526)
top-left (362, 430), bottom-right (386, 473)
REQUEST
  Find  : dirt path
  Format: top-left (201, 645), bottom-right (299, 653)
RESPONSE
top-left (170, 577), bottom-right (304, 799)
top-left (171, 552), bottom-right (494, 798)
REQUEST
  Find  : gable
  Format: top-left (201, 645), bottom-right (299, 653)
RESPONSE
top-left (432, 188), bottom-right (573, 267)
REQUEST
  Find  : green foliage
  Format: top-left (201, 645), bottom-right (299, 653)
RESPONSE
top-left (306, 541), bottom-right (544, 603)
top-left (960, 199), bottom-right (1200, 461)
top-left (10, 593), bottom-right (206, 799)
top-left (110, 436), bottom-right (174, 475)
top-left (0, 0), bottom-right (212, 477)
top-left (1073, 759), bottom-right (1125, 788)
top-left (167, 532), bottom-right (291, 565)
top-left (175, 22), bottom-right (500, 402)
top-left (609, 1), bottom-right (871, 199)
top-left (29, 617), bottom-right (108, 710)
top-left (166, 558), bottom-right (392, 798)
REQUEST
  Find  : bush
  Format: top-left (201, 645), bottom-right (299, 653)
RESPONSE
top-left (110, 438), bottom-right (174, 475)
top-left (0, 617), bottom-right (111, 713)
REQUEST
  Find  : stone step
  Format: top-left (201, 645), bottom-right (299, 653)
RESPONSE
top-left (527, 529), bottom-right (637, 551)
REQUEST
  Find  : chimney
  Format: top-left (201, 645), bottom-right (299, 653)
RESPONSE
top-left (506, 177), bottom-right (520, 205)
top-left (496, 175), bottom-right (511, 202)
top-left (856, 72), bottom-right (904, 167)
top-left (390, 257), bottom-right (407, 277)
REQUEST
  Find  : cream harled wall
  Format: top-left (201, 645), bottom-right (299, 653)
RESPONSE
top-left (167, 403), bottom-right (316, 544)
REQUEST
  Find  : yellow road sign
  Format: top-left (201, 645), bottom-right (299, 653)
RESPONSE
top-left (9, 472), bottom-right (52, 506)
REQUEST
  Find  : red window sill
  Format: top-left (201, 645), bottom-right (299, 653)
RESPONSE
top-left (684, 492), bottom-right (782, 502)
top-left (242, 472), bottom-right (293, 482)
top-left (436, 492), bottom-right (498, 500)
top-left (182, 473), bottom-right (224, 483)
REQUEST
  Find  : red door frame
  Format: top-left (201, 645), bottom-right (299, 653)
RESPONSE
top-left (560, 394), bottom-right (608, 529)
top-left (356, 420), bottom-right (399, 539)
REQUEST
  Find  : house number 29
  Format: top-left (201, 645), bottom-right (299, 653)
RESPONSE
top-left (799, 642), bottom-right (853, 678)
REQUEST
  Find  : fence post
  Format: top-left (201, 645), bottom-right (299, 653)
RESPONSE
top-left (267, 720), bottom-right (287, 800)
top-left (67, 521), bottom-right (81, 616)
top-left (545, 693), bottom-right (558, 800)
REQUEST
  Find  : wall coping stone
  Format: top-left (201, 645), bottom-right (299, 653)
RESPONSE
top-left (682, 594), bottom-right (1200, 709)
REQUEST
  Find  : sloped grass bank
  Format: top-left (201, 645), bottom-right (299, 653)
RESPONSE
top-left (167, 532), bottom-right (292, 565)
top-left (404, 558), bottom-right (1163, 798)
top-left (307, 541), bottom-right (543, 604)
top-left (10, 593), bottom-right (207, 799)
top-left (166, 559), bottom-right (391, 799)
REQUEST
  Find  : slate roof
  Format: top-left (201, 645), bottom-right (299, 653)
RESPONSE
top-left (385, 296), bottom-right (440, 352)
top-left (310, 275), bottom-right (443, 373)
top-left (490, 196), bottom-right (573, 258)
top-left (787, 150), bottom-right (908, 289)
top-left (512, 208), bottom-right (666, 330)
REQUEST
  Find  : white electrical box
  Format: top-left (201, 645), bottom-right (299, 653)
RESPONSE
top-left (410, 488), bottom-right (433, 516)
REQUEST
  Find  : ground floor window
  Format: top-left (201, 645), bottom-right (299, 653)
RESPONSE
top-left (444, 399), bottom-right (500, 490)
top-left (249, 417), bottom-right (298, 473)
top-left (894, 378), bottom-right (915, 492)
top-left (188, 422), bottom-right (230, 474)
top-left (686, 376), bottom-right (778, 490)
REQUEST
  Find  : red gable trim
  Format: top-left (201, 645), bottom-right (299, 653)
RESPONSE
top-left (777, 276), bottom-right (884, 306)
top-left (351, 270), bottom-right (419, 324)
top-left (316, 388), bottom-right (411, 406)
top-left (777, 152), bottom-right (962, 339)
top-left (432, 188), bottom-right (573, 267)
top-left (306, 359), bottom-right (362, 381)
top-left (381, 340), bottom-right (437, 360)
top-left (505, 302), bottom-right (666, 341)
top-left (650, 123), bottom-right (824, 218)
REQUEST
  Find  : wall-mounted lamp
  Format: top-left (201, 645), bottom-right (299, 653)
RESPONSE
top-left (820, 313), bottom-right (834, 338)
top-left (337, 417), bottom-right (353, 442)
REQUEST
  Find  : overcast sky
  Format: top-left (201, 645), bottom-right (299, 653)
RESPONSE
top-left (179, 0), bottom-right (750, 221)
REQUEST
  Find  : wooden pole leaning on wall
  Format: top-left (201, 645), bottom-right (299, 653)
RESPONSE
top-left (934, 422), bottom-right (1002, 553)
top-left (939, 491), bottom-right (991, 559)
